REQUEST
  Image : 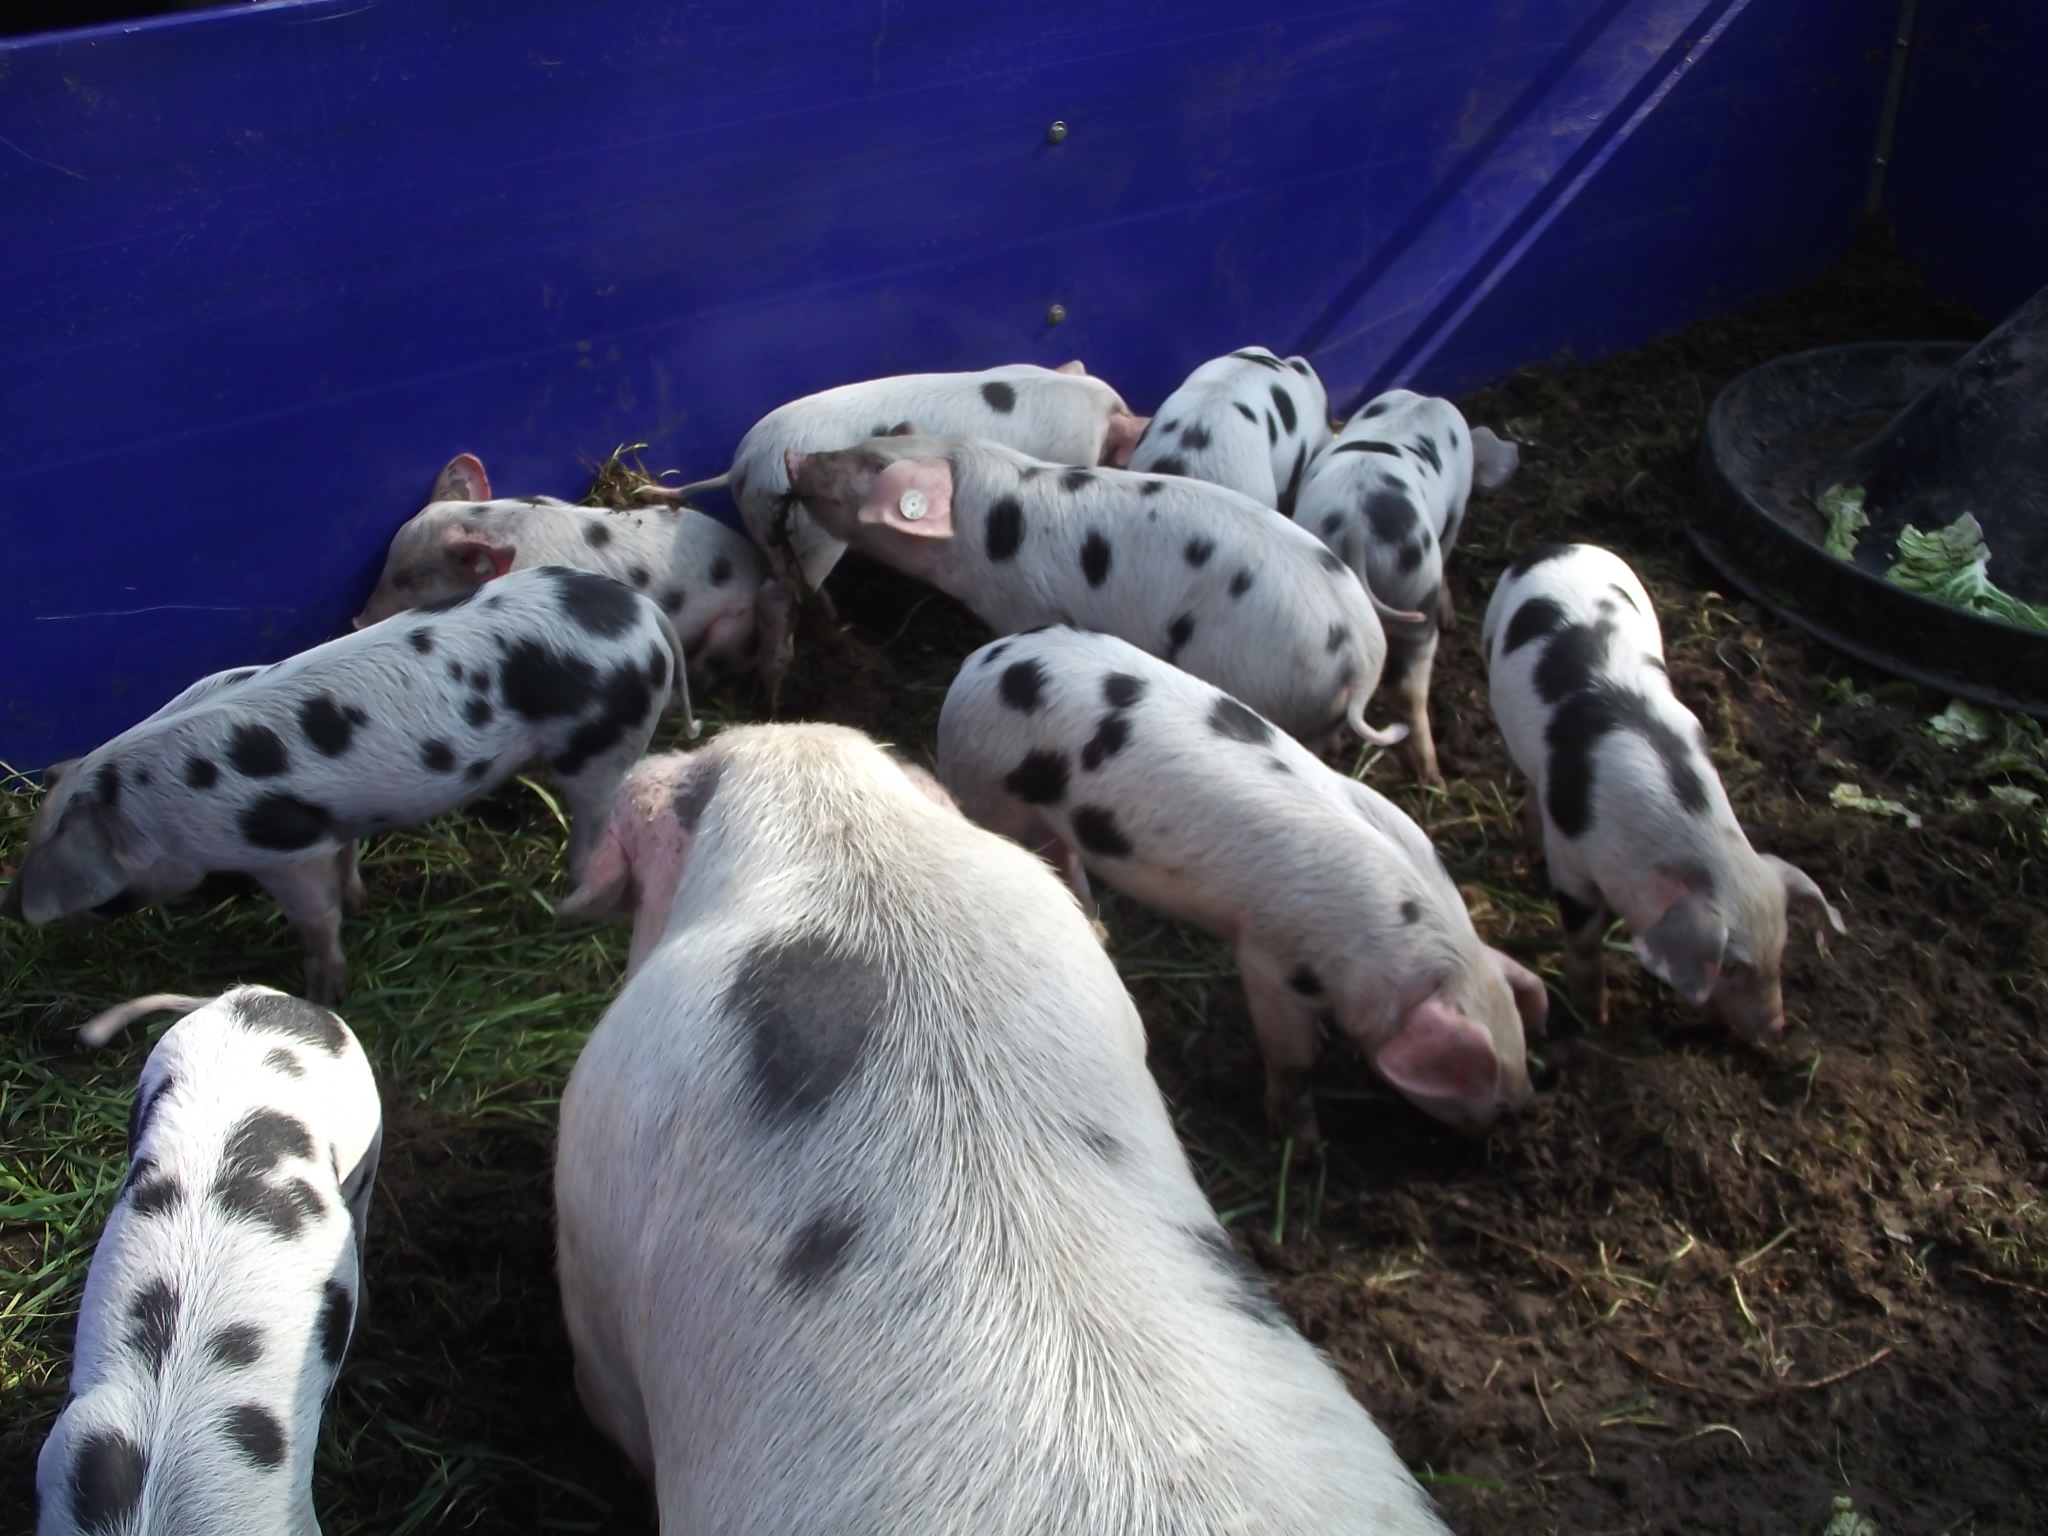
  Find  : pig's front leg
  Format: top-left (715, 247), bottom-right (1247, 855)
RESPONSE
top-left (254, 853), bottom-right (350, 1004)
top-left (1554, 882), bottom-right (1609, 1027)
top-left (1237, 947), bottom-right (1324, 1153)
top-left (336, 840), bottom-right (366, 915)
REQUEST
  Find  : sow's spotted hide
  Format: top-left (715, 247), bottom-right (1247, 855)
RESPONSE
top-left (37, 988), bottom-right (382, 1536)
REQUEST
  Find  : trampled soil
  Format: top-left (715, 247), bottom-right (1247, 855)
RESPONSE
top-left (6, 225), bottom-right (2043, 1534)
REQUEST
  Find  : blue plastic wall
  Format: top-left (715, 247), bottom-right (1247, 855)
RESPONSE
top-left (2, 0), bottom-right (1895, 769)
top-left (1886, 0), bottom-right (2048, 322)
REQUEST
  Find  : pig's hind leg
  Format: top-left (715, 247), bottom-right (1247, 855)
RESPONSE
top-left (254, 851), bottom-right (350, 1004)
top-left (1552, 879), bottom-right (1610, 1028)
top-left (1236, 948), bottom-right (1326, 1154)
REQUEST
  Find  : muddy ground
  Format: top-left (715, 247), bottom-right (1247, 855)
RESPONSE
top-left (4, 225), bottom-right (2043, 1534)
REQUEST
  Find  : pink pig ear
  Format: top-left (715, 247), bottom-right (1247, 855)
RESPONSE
top-left (1632, 891), bottom-right (1727, 1006)
top-left (1055, 360), bottom-right (1088, 375)
top-left (1101, 411), bottom-right (1148, 468)
top-left (441, 532), bottom-right (516, 583)
top-left (882, 421), bottom-right (919, 437)
top-left (429, 453), bottom-right (491, 504)
top-left (856, 458), bottom-right (955, 539)
top-left (1373, 993), bottom-right (1500, 1108)
top-left (557, 826), bottom-right (635, 919)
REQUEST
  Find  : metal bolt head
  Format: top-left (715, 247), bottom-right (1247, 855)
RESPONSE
top-left (1047, 120), bottom-right (1069, 144)
top-left (1046, 303), bottom-right (1067, 326)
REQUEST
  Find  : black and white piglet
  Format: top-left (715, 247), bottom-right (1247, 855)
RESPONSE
top-left (784, 431), bottom-right (1413, 745)
top-left (1484, 543), bottom-right (1842, 1033)
top-left (2, 566), bottom-right (682, 1003)
top-left (1127, 347), bottom-right (1333, 514)
top-left (555, 723), bottom-right (1449, 1534)
top-left (355, 452), bottom-right (779, 688)
top-left (37, 988), bottom-right (381, 1536)
top-left (641, 362), bottom-right (1148, 607)
top-left (938, 628), bottom-right (1544, 1145)
top-left (1294, 390), bottom-right (1520, 783)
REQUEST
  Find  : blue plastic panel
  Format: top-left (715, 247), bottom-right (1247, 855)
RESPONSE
top-left (1885, 0), bottom-right (2048, 322)
top-left (2, 0), bottom-right (1889, 769)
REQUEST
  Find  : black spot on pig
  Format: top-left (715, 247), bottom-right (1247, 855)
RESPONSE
top-left (1280, 443), bottom-right (1308, 518)
top-left (986, 497), bottom-right (1025, 561)
top-left (464, 697), bottom-right (493, 728)
top-left (1232, 349), bottom-right (1285, 371)
top-left (1005, 750), bottom-right (1069, 805)
top-left (94, 763), bottom-right (120, 808)
top-left (1102, 673), bottom-right (1144, 709)
top-left (263, 1048), bottom-right (304, 1078)
top-left (1287, 963), bottom-right (1322, 997)
top-left (1545, 685), bottom-right (1711, 839)
top-left (1208, 697), bottom-right (1272, 745)
top-left (1229, 569), bottom-right (1256, 598)
top-left (981, 642), bottom-right (1010, 669)
top-left (1234, 402), bottom-right (1257, 423)
top-left (1140, 478), bottom-right (1166, 496)
top-left (135, 768), bottom-right (151, 787)
top-left (1502, 596), bottom-right (1568, 657)
top-left (1159, 421), bottom-right (1179, 436)
top-left (1554, 889), bottom-right (1601, 932)
top-left (1184, 537), bottom-right (1215, 568)
top-left (583, 522), bottom-right (613, 549)
top-left (1191, 1226), bottom-right (1288, 1326)
top-left (660, 589), bottom-right (685, 614)
top-left (1365, 489), bottom-right (1419, 544)
top-left (420, 740), bottom-right (455, 773)
top-left (1181, 423), bottom-right (1212, 451)
top-left (1265, 413), bottom-right (1278, 447)
top-left (550, 566), bottom-right (641, 637)
top-left (128, 1073), bottom-right (174, 1155)
top-left (1608, 582), bottom-right (1640, 612)
top-left (1270, 385), bottom-right (1298, 435)
top-left (129, 1167), bottom-right (183, 1218)
top-left (447, 661), bottom-right (466, 684)
top-left (466, 759), bottom-right (492, 781)
top-left (1079, 1123), bottom-right (1124, 1161)
top-left (300, 696), bottom-right (368, 757)
top-left (673, 759), bottom-right (725, 832)
top-left (406, 629), bottom-right (436, 654)
top-left (1287, 357), bottom-right (1312, 376)
top-left (1000, 660), bottom-right (1048, 713)
top-left (223, 1403), bottom-right (287, 1468)
top-left (1317, 550), bottom-right (1347, 576)
top-left (1335, 439), bottom-right (1402, 456)
top-left (1152, 455), bottom-right (1187, 476)
top-left (127, 1278), bottom-right (179, 1379)
top-left (1507, 542), bottom-right (1574, 578)
top-left (318, 1280), bottom-right (355, 1366)
top-left (1400, 900), bottom-right (1422, 925)
top-left (1079, 531), bottom-right (1113, 588)
top-left (1360, 398), bottom-right (1391, 419)
top-left (1080, 712), bottom-right (1130, 771)
top-left (647, 644), bottom-right (669, 693)
top-left (1320, 512), bottom-right (1343, 537)
top-left (1061, 468), bottom-right (1094, 493)
top-left (1534, 619), bottom-right (1616, 704)
top-left (239, 991), bottom-right (348, 1064)
top-left (1408, 437), bottom-right (1443, 473)
top-left (710, 556), bottom-right (735, 586)
top-left (500, 641), bottom-right (598, 720)
top-left (1396, 539), bottom-right (1427, 575)
top-left (626, 565), bottom-right (650, 589)
top-left (781, 1207), bottom-right (861, 1295)
top-left (1326, 623), bottom-right (1349, 653)
top-left (1071, 805), bottom-right (1132, 858)
top-left (729, 931), bottom-right (886, 1126)
top-left (208, 1323), bottom-right (264, 1368)
top-left (213, 1109), bottom-right (325, 1239)
top-left (228, 725), bottom-right (287, 779)
top-left (552, 662), bottom-right (655, 776)
top-left (981, 380), bottom-right (1017, 414)
top-left (68, 1430), bottom-right (147, 1532)
top-left (240, 794), bottom-right (331, 852)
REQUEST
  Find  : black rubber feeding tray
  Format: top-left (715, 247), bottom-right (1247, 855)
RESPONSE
top-left (1695, 283), bottom-right (2048, 718)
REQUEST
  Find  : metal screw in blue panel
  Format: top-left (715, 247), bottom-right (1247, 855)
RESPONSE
top-left (1046, 304), bottom-right (1067, 326)
top-left (1047, 121), bottom-right (1068, 144)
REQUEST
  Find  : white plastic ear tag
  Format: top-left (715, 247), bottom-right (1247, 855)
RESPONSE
top-left (898, 489), bottom-right (928, 521)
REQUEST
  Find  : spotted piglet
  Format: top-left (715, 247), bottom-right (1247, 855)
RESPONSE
top-left (37, 987), bottom-right (380, 1536)
top-left (1293, 391), bottom-right (1520, 784)
top-left (354, 453), bottom-right (780, 689)
top-left (1483, 543), bottom-right (1843, 1032)
top-left (784, 432), bottom-right (1414, 745)
top-left (555, 723), bottom-right (1449, 1534)
top-left (2, 567), bottom-right (682, 1003)
top-left (938, 628), bottom-right (1542, 1146)
top-left (1127, 347), bottom-right (1333, 514)
top-left (640, 362), bottom-right (1148, 608)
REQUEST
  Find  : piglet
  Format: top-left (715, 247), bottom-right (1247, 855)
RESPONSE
top-left (1483, 543), bottom-right (1843, 1032)
top-left (2, 566), bottom-right (682, 1003)
top-left (354, 453), bottom-right (780, 688)
top-left (639, 362), bottom-right (1148, 606)
top-left (783, 431), bottom-right (1414, 746)
top-left (554, 722), bottom-right (1449, 1533)
top-left (1127, 346), bottom-right (1333, 515)
top-left (1293, 391), bottom-right (1519, 784)
top-left (37, 987), bottom-right (380, 1536)
top-left (938, 628), bottom-right (1541, 1145)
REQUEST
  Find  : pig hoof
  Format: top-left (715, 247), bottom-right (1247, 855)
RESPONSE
top-left (1090, 917), bottom-right (1110, 946)
top-left (304, 959), bottom-right (350, 1007)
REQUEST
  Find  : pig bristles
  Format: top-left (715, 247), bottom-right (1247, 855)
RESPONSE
top-left (77, 992), bottom-right (215, 1048)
